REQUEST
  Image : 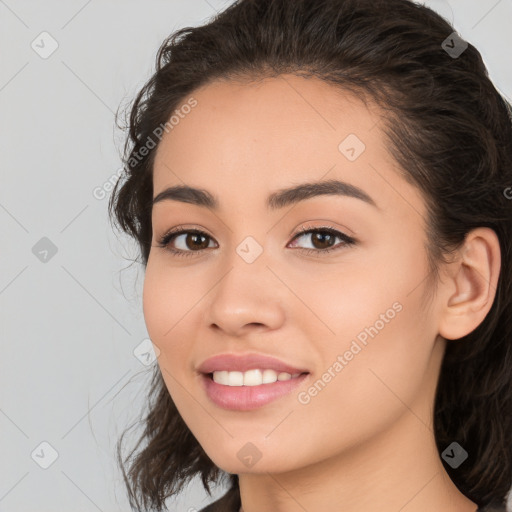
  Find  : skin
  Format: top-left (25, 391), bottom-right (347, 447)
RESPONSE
top-left (143, 74), bottom-right (501, 512)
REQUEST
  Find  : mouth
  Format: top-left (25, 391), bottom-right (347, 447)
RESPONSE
top-left (200, 370), bottom-right (311, 411)
top-left (204, 369), bottom-right (309, 386)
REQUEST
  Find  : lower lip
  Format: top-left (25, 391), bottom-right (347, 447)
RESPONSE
top-left (201, 372), bottom-right (310, 411)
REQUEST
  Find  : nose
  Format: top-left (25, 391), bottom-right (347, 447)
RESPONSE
top-left (204, 250), bottom-right (287, 338)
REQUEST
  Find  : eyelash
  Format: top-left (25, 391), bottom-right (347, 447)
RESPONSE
top-left (155, 224), bottom-right (356, 258)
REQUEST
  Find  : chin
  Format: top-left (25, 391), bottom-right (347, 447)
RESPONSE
top-left (203, 446), bottom-right (298, 475)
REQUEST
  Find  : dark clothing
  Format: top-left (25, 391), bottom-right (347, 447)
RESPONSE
top-left (198, 485), bottom-right (507, 512)
top-left (199, 485), bottom-right (240, 512)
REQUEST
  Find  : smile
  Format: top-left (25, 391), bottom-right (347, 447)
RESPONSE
top-left (201, 371), bottom-right (310, 411)
top-left (211, 369), bottom-right (303, 386)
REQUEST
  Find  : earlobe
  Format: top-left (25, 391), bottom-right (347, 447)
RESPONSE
top-left (438, 227), bottom-right (501, 341)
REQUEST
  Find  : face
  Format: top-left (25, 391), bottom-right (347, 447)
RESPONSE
top-left (143, 75), bottom-right (445, 475)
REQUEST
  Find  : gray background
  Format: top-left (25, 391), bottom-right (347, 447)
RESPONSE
top-left (1, 1), bottom-right (511, 511)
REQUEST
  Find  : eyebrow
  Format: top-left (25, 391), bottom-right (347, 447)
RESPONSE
top-left (152, 179), bottom-right (378, 211)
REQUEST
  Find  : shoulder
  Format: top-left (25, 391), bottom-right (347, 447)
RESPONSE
top-left (198, 486), bottom-right (241, 512)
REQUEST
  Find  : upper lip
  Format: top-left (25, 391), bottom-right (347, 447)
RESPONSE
top-left (197, 353), bottom-right (310, 375)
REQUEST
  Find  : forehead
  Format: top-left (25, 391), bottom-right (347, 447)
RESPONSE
top-left (151, 74), bottom-right (426, 220)
top-left (154, 74), bottom-right (378, 174)
top-left (155, 75), bottom-right (374, 159)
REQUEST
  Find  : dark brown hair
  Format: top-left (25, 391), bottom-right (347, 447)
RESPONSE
top-left (109, 0), bottom-right (512, 510)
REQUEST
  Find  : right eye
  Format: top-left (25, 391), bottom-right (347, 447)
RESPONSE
top-left (156, 227), bottom-right (217, 258)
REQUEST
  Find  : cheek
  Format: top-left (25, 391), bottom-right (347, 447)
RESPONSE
top-left (282, 289), bottom-right (435, 468)
top-left (142, 259), bottom-right (199, 376)
top-left (142, 263), bottom-right (202, 426)
top-left (289, 240), bottom-right (434, 411)
top-left (143, 256), bottom-right (194, 339)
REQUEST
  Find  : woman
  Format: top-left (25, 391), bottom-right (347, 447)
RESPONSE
top-left (109, 0), bottom-right (512, 511)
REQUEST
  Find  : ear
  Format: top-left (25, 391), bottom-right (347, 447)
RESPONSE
top-left (438, 227), bottom-right (501, 341)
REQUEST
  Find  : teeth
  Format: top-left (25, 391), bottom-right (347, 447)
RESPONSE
top-left (212, 369), bottom-right (302, 386)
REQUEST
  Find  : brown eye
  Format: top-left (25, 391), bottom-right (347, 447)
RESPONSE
top-left (288, 227), bottom-right (356, 256)
top-left (310, 231), bottom-right (336, 250)
top-left (157, 228), bottom-right (217, 258)
top-left (180, 232), bottom-right (210, 250)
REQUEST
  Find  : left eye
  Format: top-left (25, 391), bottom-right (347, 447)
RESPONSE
top-left (288, 227), bottom-right (356, 254)
top-left (156, 226), bottom-right (356, 258)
